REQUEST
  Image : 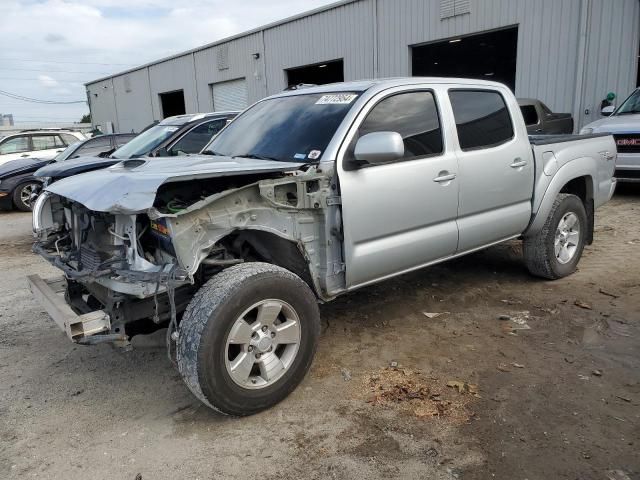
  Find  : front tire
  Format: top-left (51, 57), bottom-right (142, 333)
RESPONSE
top-left (176, 262), bottom-right (320, 416)
top-left (12, 181), bottom-right (40, 212)
top-left (523, 193), bottom-right (587, 279)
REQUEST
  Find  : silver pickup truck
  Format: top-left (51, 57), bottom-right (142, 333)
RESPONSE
top-left (29, 78), bottom-right (617, 416)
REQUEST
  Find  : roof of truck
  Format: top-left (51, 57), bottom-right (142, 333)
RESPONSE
top-left (273, 77), bottom-right (509, 99)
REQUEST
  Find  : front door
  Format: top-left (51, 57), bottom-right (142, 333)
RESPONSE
top-left (338, 88), bottom-right (459, 289)
top-left (448, 88), bottom-right (534, 252)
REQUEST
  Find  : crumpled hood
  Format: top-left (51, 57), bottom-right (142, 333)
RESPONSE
top-left (34, 154), bottom-right (117, 179)
top-left (45, 155), bottom-right (304, 213)
top-left (583, 114), bottom-right (640, 133)
top-left (0, 157), bottom-right (51, 178)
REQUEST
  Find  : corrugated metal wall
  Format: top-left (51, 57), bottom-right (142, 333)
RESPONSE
top-left (263, 0), bottom-right (375, 94)
top-left (86, 0), bottom-right (639, 133)
top-left (148, 55), bottom-right (198, 118)
top-left (193, 32), bottom-right (265, 111)
top-left (112, 69), bottom-right (154, 133)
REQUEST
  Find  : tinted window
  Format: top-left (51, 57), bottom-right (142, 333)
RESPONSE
top-left (449, 90), bottom-right (514, 150)
top-left (358, 91), bottom-right (443, 160)
top-left (540, 103), bottom-right (552, 115)
top-left (32, 135), bottom-right (58, 151)
top-left (169, 119), bottom-right (226, 155)
top-left (73, 137), bottom-right (113, 158)
top-left (204, 92), bottom-right (358, 162)
top-left (60, 133), bottom-right (79, 145)
top-left (115, 134), bottom-right (136, 147)
top-left (0, 136), bottom-right (29, 154)
top-left (520, 105), bottom-right (538, 126)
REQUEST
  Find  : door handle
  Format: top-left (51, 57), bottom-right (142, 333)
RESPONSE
top-left (510, 159), bottom-right (527, 168)
top-left (433, 172), bottom-right (456, 183)
top-left (20, 154), bottom-right (30, 158)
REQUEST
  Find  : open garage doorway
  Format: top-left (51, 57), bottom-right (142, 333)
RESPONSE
top-left (159, 90), bottom-right (186, 118)
top-left (412, 27), bottom-right (518, 91)
top-left (286, 59), bottom-right (344, 88)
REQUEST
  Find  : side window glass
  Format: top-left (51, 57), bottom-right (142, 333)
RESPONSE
top-left (76, 137), bottom-right (112, 157)
top-left (60, 133), bottom-right (80, 145)
top-left (169, 120), bottom-right (226, 155)
top-left (32, 135), bottom-right (58, 151)
top-left (0, 136), bottom-right (29, 154)
top-left (520, 105), bottom-right (538, 126)
top-left (357, 91), bottom-right (443, 161)
top-left (449, 90), bottom-right (514, 150)
top-left (54, 136), bottom-right (66, 148)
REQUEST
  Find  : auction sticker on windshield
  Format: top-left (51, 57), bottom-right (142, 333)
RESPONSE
top-left (315, 93), bottom-right (358, 105)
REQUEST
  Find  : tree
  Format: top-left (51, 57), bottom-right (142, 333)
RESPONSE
top-left (80, 113), bottom-right (91, 123)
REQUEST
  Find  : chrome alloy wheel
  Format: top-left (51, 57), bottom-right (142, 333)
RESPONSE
top-left (224, 299), bottom-right (301, 389)
top-left (554, 212), bottom-right (581, 264)
top-left (19, 183), bottom-right (37, 209)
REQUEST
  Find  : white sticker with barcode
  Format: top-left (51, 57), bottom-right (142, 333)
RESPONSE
top-left (315, 93), bottom-right (358, 105)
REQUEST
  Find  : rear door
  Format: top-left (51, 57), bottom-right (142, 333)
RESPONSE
top-left (31, 134), bottom-right (66, 160)
top-left (448, 88), bottom-right (534, 252)
top-left (339, 86), bottom-right (459, 288)
top-left (0, 135), bottom-right (31, 164)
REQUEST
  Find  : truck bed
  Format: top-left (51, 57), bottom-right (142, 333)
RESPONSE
top-left (528, 133), bottom-right (610, 146)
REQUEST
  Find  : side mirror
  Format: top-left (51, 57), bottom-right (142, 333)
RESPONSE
top-left (601, 105), bottom-right (615, 117)
top-left (354, 131), bottom-right (404, 165)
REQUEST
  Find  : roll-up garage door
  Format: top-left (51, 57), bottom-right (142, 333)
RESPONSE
top-left (211, 78), bottom-right (248, 111)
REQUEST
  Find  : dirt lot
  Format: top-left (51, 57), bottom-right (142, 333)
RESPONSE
top-left (1, 186), bottom-right (638, 480)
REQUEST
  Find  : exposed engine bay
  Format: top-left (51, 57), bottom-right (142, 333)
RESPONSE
top-left (31, 167), bottom-right (345, 344)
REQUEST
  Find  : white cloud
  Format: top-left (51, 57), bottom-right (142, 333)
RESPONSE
top-left (38, 75), bottom-right (59, 88)
top-left (0, 0), bottom-right (335, 124)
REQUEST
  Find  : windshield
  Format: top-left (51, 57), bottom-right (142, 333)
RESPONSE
top-left (615, 89), bottom-right (640, 115)
top-left (53, 142), bottom-right (81, 162)
top-left (111, 125), bottom-right (179, 159)
top-left (203, 92), bottom-right (360, 162)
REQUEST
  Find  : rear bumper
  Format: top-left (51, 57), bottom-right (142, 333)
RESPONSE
top-left (27, 274), bottom-right (122, 344)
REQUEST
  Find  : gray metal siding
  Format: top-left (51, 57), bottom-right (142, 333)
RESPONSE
top-left (579, 0), bottom-right (640, 127)
top-left (86, 79), bottom-right (118, 132)
top-left (193, 32), bottom-right (265, 110)
top-left (148, 55), bottom-right (198, 118)
top-left (112, 69), bottom-right (154, 133)
top-left (86, 0), bottom-right (639, 133)
top-left (263, 0), bottom-right (375, 94)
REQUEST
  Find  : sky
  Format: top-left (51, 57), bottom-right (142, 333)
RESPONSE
top-left (0, 0), bottom-right (336, 125)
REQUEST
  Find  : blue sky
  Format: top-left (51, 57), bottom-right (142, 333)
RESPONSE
top-left (0, 0), bottom-right (336, 125)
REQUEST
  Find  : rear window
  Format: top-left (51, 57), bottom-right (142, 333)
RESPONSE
top-left (520, 105), bottom-right (539, 126)
top-left (449, 90), bottom-right (514, 150)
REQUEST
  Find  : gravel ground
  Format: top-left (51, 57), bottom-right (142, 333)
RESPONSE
top-left (0, 186), bottom-right (638, 480)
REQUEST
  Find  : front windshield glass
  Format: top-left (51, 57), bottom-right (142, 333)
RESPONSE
top-left (111, 125), bottom-right (179, 159)
top-left (203, 92), bottom-right (360, 162)
top-left (615, 89), bottom-right (640, 115)
top-left (53, 142), bottom-right (80, 162)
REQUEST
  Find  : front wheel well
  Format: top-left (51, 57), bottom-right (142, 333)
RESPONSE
top-left (218, 230), bottom-right (317, 297)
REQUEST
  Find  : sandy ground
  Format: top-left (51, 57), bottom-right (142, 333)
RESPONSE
top-left (0, 186), bottom-right (638, 480)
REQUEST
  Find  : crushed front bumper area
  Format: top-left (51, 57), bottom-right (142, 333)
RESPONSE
top-left (27, 274), bottom-right (127, 345)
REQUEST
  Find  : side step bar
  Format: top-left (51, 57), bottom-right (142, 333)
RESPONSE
top-left (27, 274), bottom-right (111, 342)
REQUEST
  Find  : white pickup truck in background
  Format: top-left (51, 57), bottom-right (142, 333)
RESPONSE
top-left (581, 87), bottom-right (640, 182)
top-left (30, 78), bottom-right (617, 415)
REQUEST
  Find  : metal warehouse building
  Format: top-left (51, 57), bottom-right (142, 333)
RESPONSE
top-left (86, 0), bottom-right (640, 134)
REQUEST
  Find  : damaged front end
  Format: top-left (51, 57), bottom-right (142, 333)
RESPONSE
top-left (28, 160), bottom-right (345, 347)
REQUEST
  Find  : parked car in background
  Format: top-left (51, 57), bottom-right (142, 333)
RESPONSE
top-left (30, 78), bottom-right (616, 416)
top-left (0, 134), bottom-right (135, 211)
top-left (34, 112), bottom-right (237, 185)
top-left (518, 98), bottom-right (574, 135)
top-left (580, 87), bottom-right (640, 182)
top-left (0, 129), bottom-right (85, 166)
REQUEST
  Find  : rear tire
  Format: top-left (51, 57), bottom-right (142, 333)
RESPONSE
top-left (12, 181), bottom-right (40, 212)
top-left (523, 193), bottom-right (587, 279)
top-left (176, 262), bottom-right (320, 416)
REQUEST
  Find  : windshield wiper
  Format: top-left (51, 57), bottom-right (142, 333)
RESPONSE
top-left (202, 150), bottom-right (227, 156)
top-left (617, 110), bottom-right (640, 115)
top-left (234, 153), bottom-right (282, 162)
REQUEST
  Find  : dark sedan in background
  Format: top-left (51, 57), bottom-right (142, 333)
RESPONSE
top-left (0, 133), bottom-right (135, 211)
top-left (34, 111), bottom-right (237, 187)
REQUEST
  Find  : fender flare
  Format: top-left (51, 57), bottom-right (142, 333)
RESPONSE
top-left (525, 157), bottom-right (596, 237)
